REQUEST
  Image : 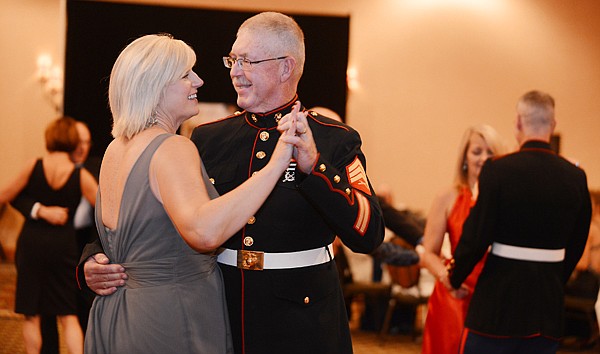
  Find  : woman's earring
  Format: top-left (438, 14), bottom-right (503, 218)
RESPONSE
top-left (146, 112), bottom-right (158, 128)
top-left (462, 162), bottom-right (468, 171)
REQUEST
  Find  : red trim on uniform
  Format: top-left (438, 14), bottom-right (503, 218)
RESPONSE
top-left (491, 144), bottom-right (555, 162)
top-left (305, 157), bottom-right (318, 175)
top-left (464, 327), bottom-right (560, 341)
top-left (249, 133), bottom-right (261, 177)
top-left (244, 115), bottom-right (282, 130)
top-left (245, 116), bottom-right (262, 130)
top-left (306, 113), bottom-right (350, 131)
top-left (262, 96), bottom-right (297, 116)
top-left (311, 170), bottom-right (354, 204)
top-left (305, 152), bottom-right (321, 177)
top-left (521, 147), bottom-right (556, 155)
top-left (244, 96), bottom-right (299, 128)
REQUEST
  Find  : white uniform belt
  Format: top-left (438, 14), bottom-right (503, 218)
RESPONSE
top-left (217, 244), bottom-right (334, 270)
top-left (491, 242), bottom-right (565, 262)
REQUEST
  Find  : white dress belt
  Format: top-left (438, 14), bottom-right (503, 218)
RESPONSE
top-left (491, 242), bottom-right (565, 262)
top-left (217, 243), bottom-right (334, 270)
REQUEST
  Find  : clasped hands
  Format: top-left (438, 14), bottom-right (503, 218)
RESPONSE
top-left (37, 204), bottom-right (69, 226)
top-left (276, 101), bottom-right (318, 174)
top-left (439, 272), bottom-right (470, 299)
top-left (85, 101), bottom-right (319, 296)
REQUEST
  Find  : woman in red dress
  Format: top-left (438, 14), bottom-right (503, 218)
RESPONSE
top-left (418, 124), bottom-right (507, 354)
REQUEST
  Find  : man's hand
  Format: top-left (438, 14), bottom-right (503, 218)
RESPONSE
top-left (439, 272), bottom-right (470, 299)
top-left (84, 253), bottom-right (127, 296)
top-left (277, 101), bottom-right (318, 174)
top-left (37, 205), bottom-right (69, 225)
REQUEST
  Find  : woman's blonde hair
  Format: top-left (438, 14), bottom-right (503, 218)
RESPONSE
top-left (453, 124), bottom-right (507, 190)
top-left (109, 34), bottom-right (196, 139)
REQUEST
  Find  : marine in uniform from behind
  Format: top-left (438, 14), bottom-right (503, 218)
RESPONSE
top-left (449, 90), bottom-right (592, 354)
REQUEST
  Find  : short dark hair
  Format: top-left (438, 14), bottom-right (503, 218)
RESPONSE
top-left (45, 116), bottom-right (79, 152)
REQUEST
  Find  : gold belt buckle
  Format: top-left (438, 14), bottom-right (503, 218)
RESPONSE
top-left (237, 250), bottom-right (264, 271)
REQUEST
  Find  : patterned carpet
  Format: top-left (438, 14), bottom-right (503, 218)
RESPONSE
top-left (0, 262), bottom-right (18, 319)
top-left (1, 262), bottom-right (597, 354)
top-left (0, 262), bottom-right (421, 354)
top-left (0, 318), bottom-right (420, 354)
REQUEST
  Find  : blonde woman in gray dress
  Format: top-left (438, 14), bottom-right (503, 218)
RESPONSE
top-left (84, 34), bottom-right (298, 353)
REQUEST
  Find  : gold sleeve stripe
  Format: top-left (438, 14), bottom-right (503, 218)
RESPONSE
top-left (347, 157), bottom-right (372, 196)
top-left (353, 191), bottom-right (371, 236)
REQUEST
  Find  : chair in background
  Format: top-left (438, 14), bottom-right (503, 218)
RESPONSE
top-left (562, 294), bottom-right (599, 349)
top-left (379, 262), bottom-right (429, 341)
top-left (334, 241), bottom-right (392, 331)
top-left (562, 266), bottom-right (600, 349)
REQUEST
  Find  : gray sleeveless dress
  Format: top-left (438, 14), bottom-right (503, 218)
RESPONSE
top-left (85, 134), bottom-right (233, 354)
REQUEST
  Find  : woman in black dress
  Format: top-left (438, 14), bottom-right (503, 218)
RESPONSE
top-left (0, 117), bottom-right (97, 354)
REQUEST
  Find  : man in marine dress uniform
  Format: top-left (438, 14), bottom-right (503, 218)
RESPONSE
top-left (190, 12), bottom-right (384, 353)
top-left (447, 90), bottom-right (592, 354)
top-left (80, 12), bottom-right (384, 354)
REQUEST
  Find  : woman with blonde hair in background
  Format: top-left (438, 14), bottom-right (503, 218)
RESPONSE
top-left (418, 124), bottom-right (507, 354)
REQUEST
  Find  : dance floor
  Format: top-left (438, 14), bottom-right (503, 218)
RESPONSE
top-left (0, 262), bottom-right (596, 354)
top-left (0, 262), bottom-right (421, 353)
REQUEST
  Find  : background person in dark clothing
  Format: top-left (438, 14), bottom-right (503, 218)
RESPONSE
top-left (448, 90), bottom-right (592, 354)
top-left (11, 120), bottom-right (98, 354)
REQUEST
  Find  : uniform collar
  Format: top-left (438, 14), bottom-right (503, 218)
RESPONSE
top-left (520, 140), bottom-right (553, 152)
top-left (243, 95), bottom-right (300, 129)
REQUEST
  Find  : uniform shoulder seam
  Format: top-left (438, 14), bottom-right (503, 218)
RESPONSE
top-left (196, 111), bottom-right (244, 129)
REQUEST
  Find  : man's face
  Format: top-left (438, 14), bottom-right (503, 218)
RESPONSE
top-left (71, 122), bottom-right (91, 164)
top-left (229, 31), bottom-right (284, 113)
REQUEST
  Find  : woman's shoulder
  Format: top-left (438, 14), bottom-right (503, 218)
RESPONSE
top-left (435, 186), bottom-right (459, 206)
top-left (22, 157), bottom-right (39, 171)
top-left (151, 134), bottom-right (199, 169)
top-left (430, 186), bottom-right (460, 216)
top-left (14, 158), bottom-right (39, 180)
top-left (156, 134), bottom-right (196, 154)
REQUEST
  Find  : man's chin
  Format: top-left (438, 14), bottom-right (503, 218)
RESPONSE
top-left (236, 97), bottom-right (250, 111)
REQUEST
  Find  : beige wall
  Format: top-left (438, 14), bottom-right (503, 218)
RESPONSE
top-left (1, 0), bottom-right (599, 214)
top-left (0, 0), bottom-right (65, 185)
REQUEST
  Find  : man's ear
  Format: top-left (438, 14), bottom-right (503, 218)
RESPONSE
top-left (515, 114), bottom-right (523, 132)
top-left (280, 57), bottom-right (296, 82)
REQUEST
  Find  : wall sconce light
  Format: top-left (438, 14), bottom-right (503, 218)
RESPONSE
top-left (347, 66), bottom-right (360, 91)
top-left (36, 54), bottom-right (63, 113)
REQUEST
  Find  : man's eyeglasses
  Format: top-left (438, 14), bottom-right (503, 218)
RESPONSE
top-left (223, 56), bottom-right (287, 71)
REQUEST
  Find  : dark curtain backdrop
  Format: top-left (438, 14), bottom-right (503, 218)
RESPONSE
top-left (64, 0), bottom-right (350, 157)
